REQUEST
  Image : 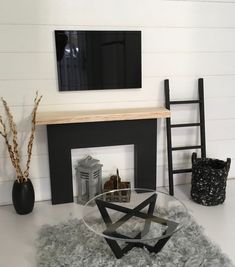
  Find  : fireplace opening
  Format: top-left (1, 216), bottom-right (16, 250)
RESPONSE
top-left (71, 145), bottom-right (134, 199)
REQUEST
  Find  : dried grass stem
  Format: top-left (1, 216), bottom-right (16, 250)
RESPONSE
top-left (0, 92), bottom-right (42, 183)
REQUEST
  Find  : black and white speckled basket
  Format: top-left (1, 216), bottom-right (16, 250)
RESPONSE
top-left (191, 153), bottom-right (231, 206)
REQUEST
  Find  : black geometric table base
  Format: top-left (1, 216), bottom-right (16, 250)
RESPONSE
top-left (95, 193), bottom-right (179, 259)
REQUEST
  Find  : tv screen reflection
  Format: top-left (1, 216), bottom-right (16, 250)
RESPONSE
top-left (55, 30), bottom-right (141, 91)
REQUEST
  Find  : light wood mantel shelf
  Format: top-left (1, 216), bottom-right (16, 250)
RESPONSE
top-left (36, 107), bottom-right (170, 125)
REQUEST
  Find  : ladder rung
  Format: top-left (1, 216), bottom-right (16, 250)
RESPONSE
top-left (170, 100), bottom-right (200, 105)
top-left (172, 145), bottom-right (201, 151)
top-left (171, 123), bottom-right (201, 128)
top-left (172, 168), bottom-right (192, 174)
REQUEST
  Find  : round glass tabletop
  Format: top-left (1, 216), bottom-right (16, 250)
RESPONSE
top-left (82, 188), bottom-right (188, 243)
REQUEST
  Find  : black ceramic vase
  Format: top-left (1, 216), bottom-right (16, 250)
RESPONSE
top-left (12, 179), bottom-right (35, 215)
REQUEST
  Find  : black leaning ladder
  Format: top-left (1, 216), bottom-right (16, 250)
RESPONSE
top-left (164, 78), bottom-right (206, 196)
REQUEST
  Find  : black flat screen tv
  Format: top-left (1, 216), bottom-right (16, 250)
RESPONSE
top-left (55, 30), bottom-right (141, 91)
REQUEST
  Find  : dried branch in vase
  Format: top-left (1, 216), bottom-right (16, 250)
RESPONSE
top-left (0, 92), bottom-right (42, 183)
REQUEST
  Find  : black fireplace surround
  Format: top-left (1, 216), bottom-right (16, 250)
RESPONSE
top-left (47, 119), bottom-right (157, 204)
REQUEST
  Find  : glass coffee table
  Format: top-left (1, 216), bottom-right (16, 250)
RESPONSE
top-left (82, 188), bottom-right (188, 259)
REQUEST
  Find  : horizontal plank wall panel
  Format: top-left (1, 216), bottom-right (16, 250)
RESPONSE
top-left (0, 77), bottom-right (158, 112)
top-left (1, 0), bottom-right (235, 28)
top-left (0, 79), bottom-right (160, 106)
top-left (2, 53), bottom-right (235, 80)
top-left (144, 53), bottom-right (235, 77)
top-left (0, 154), bottom-right (50, 182)
top-left (143, 28), bottom-right (235, 53)
top-left (169, 98), bottom-right (235, 121)
top-left (1, 76), bottom-right (235, 107)
top-left (206, 98), bottom-right (235, 119)
top-left (2, 26), bottom-right (235, 53)
top-left (0, 53), bottom-right (56, 80)
top-left (206, 119), bottom-right (235, 140)
top-left (0, 25), bottom-right (56, 53)
top-left (156, 140), bottom-right (235, 166)
top-left (0, 0), bottom-right (235, 205)
top-left (157, 160), bottom-right (235, 185)
top-left (204, 76), bottom-right (235, 98)
top-left (207, 140), bottom-right (235, 159)
top-left (0, 128), bottom-right (48, 157)
top-left (159, 76), bottom-right (235, 99)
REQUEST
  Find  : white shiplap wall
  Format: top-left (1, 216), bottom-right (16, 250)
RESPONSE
top-left (0, 0), bottom-right (235, 205)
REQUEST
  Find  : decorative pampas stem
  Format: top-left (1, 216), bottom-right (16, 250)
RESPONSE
top-left (0, 92), bottom-right (42, 183)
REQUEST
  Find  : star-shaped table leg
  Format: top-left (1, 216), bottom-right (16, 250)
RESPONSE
top-left (95, 193), bottom-right (178, 259)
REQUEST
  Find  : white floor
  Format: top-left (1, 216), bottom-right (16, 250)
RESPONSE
top-left (0, 180), bottom-right (235, 267)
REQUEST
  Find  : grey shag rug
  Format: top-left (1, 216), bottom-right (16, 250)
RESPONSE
top-left (36, 212), bottom-right (234, 267)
